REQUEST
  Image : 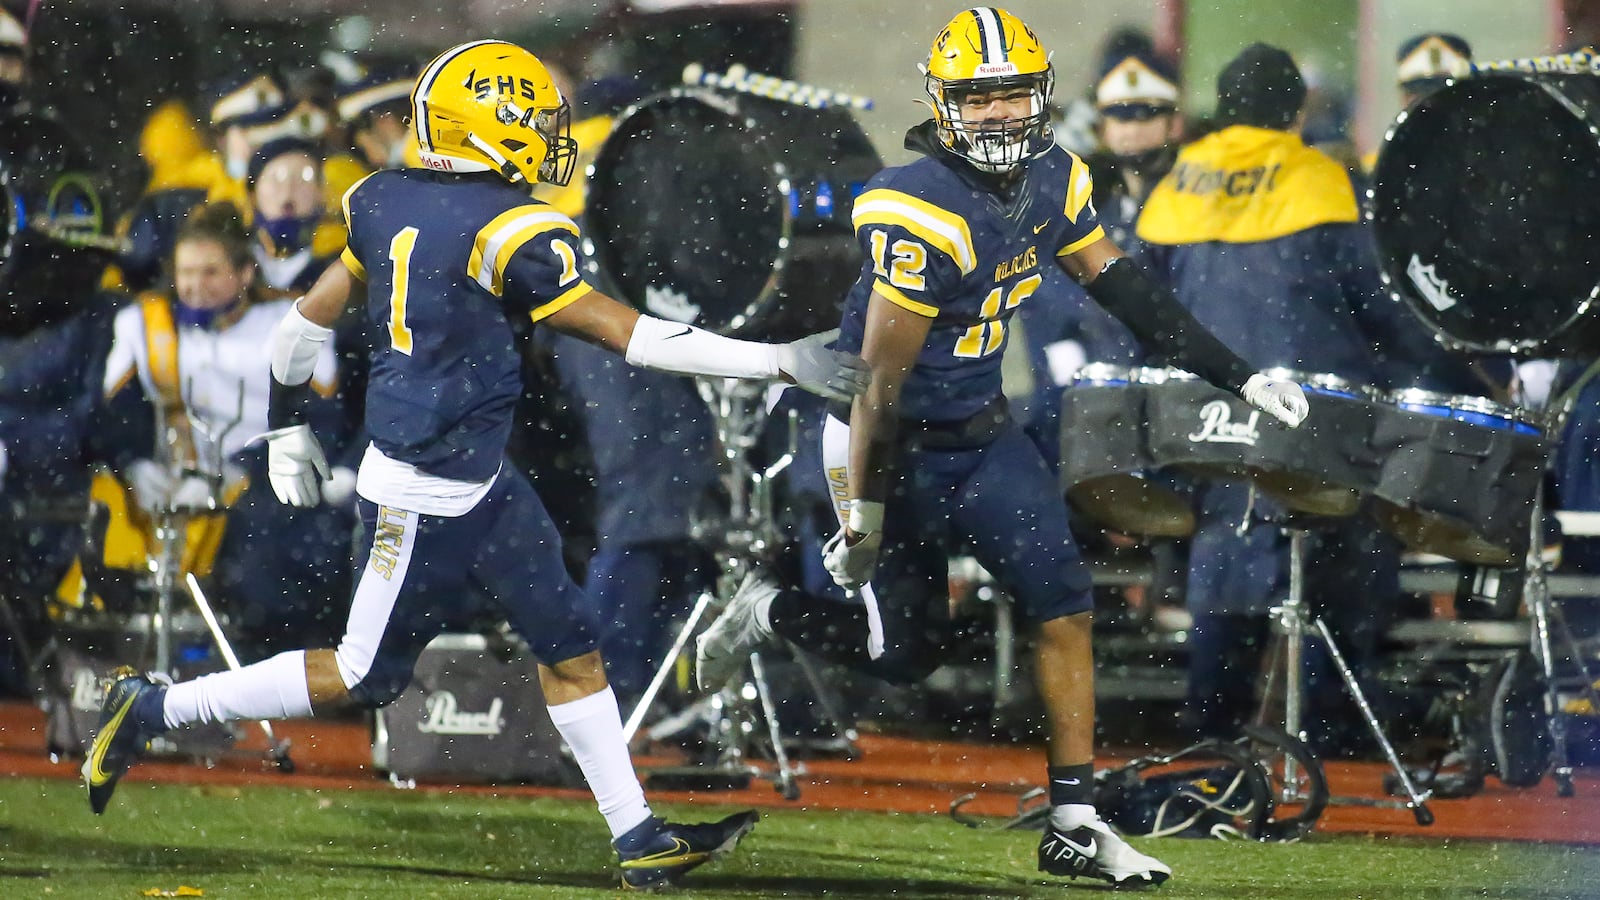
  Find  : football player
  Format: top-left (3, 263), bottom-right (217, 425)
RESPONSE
top-left (696, 7), bottom-right (1307, 888)
top-left (81, 40), bottom-right (869, 891)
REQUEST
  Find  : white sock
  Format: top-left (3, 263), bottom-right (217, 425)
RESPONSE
top-left (1050, 803), bottom-right (1098, 832)
top-left (162, 650), bottom-right (314, 729)
top-left (546, 686), bottom-right (653, 838)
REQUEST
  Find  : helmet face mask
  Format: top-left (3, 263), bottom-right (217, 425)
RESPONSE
top-left (411, 40), bottom-right (578, 187)
top-left (924, 7), bottom-right (1056, 173)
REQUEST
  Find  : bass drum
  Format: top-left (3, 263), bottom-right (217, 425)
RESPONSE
top-left (1371, 72), bottom-right (1600, 356)
top-left (585, 87), bottom-right (883, 342)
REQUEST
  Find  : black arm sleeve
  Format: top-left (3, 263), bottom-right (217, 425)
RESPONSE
top-left (267, 377), bottom-right (315, 431)
top-left (1083, 257), bottom-right (1258, 393)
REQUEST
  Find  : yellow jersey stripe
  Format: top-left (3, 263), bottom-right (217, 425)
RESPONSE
top-left (529, 281), bottom-right (594, 323)
top-left (469, 206), bottom-right (579, 296)
top-left (340, 246), bottom-right (367, 281)
top-left (875, 279), bottom-right (938, 317)
top-left (1057, 224), bottom-right (1106, 257)
top-left (1064, 153), bottom-right (1094, 223)
top-left (852, 189), bottom-right (976, 275)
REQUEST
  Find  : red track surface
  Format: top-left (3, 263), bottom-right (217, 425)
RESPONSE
top-left (6, 702), bottom-right (1595, 845)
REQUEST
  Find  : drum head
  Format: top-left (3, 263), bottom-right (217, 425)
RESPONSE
top-left (588, 92), bottom-right (784, 335)
top-left (587, 89), bottom-right (880, 341)
top-left (1372, 74), bottom-right (1600, 354)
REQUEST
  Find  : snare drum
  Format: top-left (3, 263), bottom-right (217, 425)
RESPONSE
top-left (1371, 390), bottom-right (1548, 566)
top-left (1144, 368), bottom-right (1384, 520)
top-left (1058, 365), bottom-right (1194, 537)
top-left (1246, 369), bottom-right (1385, 517)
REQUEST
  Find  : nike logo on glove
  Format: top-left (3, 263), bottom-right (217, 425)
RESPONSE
top-left (665, 326), bottom-right (693, 339)
top-left (1053, 777), bottom-right (1080, 786)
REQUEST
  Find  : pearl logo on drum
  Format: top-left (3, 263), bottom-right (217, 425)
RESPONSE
top-left (417, 692), bottom-right (505, 736)
top-left (1188, 399), bottom-right (1261, 446)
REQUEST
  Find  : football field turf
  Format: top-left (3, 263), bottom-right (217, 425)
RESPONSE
top-left (2, 778), bottom-right (1596, 899)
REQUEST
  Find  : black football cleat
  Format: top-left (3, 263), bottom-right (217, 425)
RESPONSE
top-left (81, 667), bottom-right (166, 815)
top-left (615, 809), bottom-right (759, 890)
top-left (1038, 819), bottom-right (1172, 887)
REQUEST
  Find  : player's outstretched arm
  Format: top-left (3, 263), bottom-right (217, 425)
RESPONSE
top-left (258, 260), bottom-right (354, 506)
top-left (543, 288), bottom-right (869, 402)
top-left (1061, 236), bottom-right (1307, 427)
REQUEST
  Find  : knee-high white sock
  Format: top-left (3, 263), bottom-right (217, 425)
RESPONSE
top-left (546, 686), bottom-right (653, 838)
top-left (162, 650), bottom-right (314, 729)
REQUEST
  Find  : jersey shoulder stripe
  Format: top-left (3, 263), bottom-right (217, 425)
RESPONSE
top-left (852, 187), bottom-right (977, 275)
top-left (467, 205), bottom-right (580, 297)
top-left (1063, 150), bottom-right (1094, 224)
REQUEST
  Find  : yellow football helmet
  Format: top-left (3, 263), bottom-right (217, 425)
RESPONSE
top-left (924, 7), bottom-right (1055, 172)
top-left (410, 40), bottom-right (578, 186)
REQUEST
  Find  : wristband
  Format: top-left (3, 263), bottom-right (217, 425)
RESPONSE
top-left (846, 499), bottom-right (884, 535)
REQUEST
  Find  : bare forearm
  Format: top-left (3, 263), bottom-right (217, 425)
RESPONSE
top-left (847, 386), bottom-right (900, 505)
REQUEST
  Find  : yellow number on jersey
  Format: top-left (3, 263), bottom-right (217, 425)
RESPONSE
top-left (953, 274), bottom-right (1042, 359)
top-left (388, 226), bottom-right (419, 355)
top-left (551, 237), bottom-right (580, 286)
top-left (869, 229), bottom-right (928, 291)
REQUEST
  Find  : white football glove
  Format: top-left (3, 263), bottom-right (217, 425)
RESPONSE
top-left (1241, 373), bottom-right (1310, 428)
top-left (822, 500), bottom-right (885, 590)
top-left (262, 424), bottom-right (330, 507)
top-left (126, 459), bottom-right (175, 515)
top-left (775, 329), bottom-right (871, 403)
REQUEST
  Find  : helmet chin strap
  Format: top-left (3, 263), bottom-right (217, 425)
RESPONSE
top-left (466, 132), bottom-right (525, 183)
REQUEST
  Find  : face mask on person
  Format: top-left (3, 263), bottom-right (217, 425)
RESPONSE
top-left (254, 210), bottom-right (318, 254)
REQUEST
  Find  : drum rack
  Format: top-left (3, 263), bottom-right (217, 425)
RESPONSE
top-left (622, 378), bottom-right (857, 800)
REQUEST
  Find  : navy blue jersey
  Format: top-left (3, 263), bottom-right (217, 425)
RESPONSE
top-left (340, 170), bottom-right (593, 481)
top-left (837, 143), bottom-right (1103, 422)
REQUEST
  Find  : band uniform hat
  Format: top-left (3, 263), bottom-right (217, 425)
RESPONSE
top-left (207, 70), bottom-right (288, 130)
top-left (0, 7), bottom-right (25, 54)
top-left (336, 64), bottom-right (416, 123)
top-left (246, 136), bottom-right (321, 189)
top-left (1215, 43), bottom-right (1305, 129)
top-left (1096, 51), bottom-right (1180, 118)
top-left (1396, 32), bottom-right (1473, 93)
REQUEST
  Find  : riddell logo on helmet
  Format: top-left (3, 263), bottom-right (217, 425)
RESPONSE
top-left (423, 156), bottom-right (455, 171)
top-left (974, 62), bottom-right (1019, 77)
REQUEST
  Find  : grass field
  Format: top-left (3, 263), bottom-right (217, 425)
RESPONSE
top-left (3, 777), bottom-right (1597, 899)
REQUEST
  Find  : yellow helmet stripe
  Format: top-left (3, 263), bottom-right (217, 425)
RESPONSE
top-left (970, 7), bottom-right (1005, 64)
top-left (469, 205), bottom-right (579, 296)
top-left (413, 39), bottom-right (504, 153)
top-left (853, 189), bottom-right (976, 275)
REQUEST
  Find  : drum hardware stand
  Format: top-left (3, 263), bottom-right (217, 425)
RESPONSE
top-left (1520, 367), bottom-right (1600, 798)
top-left (1257, 520), bottom-right (1435, 826)
top-left (622, 378), bottom-right (858, 800)
top-left (123, 379), bottom-right (292, 770)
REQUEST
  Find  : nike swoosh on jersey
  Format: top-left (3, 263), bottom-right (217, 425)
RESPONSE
top-left (1033, 219), bottom-right (1051, 234)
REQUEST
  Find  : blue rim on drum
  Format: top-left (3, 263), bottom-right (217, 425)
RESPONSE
top-left (1072, 363), bottom-right (1196, 387)
top-left (1259, 367), bottom-right (1382, 401)
top-left (1388, 389), bottom-right (1541, 436)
